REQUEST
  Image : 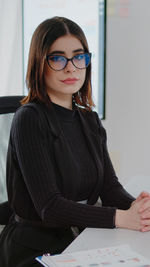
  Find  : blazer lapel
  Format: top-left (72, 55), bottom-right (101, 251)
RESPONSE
top-left (43, 104), bottom-right (79, 200)
top-left (78, 109), bottom-right (104, 204)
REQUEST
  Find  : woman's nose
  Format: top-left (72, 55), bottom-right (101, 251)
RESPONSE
top-left (64, 60), bottom-right (76, 72)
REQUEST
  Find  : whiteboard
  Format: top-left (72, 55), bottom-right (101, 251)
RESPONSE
top-left (22, 0), bottom-right (106, 118)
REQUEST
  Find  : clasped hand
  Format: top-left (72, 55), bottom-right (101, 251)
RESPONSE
top-left (115, 191), bottom-right (150, 231)
top-left (130, 191), bottom-right (150, 232)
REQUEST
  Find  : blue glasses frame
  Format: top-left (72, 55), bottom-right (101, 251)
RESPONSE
top-left (46, 52), bottom-right (92, 71)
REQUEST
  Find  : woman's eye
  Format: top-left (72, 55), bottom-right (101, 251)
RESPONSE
top-left (74, 54), bottom-right (85, 60)
top-left (50, 56), bottom-right (64, 62)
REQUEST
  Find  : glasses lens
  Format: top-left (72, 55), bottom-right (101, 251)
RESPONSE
top-left (47, 55), bottom-right (67, 70)
top-left (73, 53), bottom-right (91, 69)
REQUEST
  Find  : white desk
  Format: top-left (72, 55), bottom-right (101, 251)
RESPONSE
top-left (64, 227), bottom-right (150, 259)
top-left (64, 176), bottom-right (150, 259)
top-left (64, 176), bottom-right (150, 258)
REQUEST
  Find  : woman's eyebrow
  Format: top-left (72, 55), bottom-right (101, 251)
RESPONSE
top-left (49, 48), bottom-right (84, 55)
top-left (49, 50), bottom-right (65, 55)
top-left (73, 48), bottom-right (84, 53)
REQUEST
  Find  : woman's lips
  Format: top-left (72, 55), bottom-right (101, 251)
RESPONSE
top-left (61, 78), bottom-right (79, 84)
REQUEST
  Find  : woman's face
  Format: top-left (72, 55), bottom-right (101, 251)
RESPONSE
top-left (44, 34), bottom-right (86, 106)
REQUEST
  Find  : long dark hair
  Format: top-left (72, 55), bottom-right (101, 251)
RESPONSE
top-left (21, 16), bottom-right (95, 111)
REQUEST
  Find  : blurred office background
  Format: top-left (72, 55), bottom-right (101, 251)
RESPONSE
top-left (0, 0), bottom-right (150, 188)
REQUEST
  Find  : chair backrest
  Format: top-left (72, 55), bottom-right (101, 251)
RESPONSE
top-left (0, 96), bottom-right (24, 203)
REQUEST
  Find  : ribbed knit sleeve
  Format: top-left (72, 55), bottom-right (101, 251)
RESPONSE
top-left (9, 105), bottom-right (117, 229)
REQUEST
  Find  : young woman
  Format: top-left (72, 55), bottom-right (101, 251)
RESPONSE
top-left (0, 16), bottom-right (150, 267)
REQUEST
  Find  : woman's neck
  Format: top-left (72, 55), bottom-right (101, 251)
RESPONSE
top-left (48, 93), bottom-right (73, 110)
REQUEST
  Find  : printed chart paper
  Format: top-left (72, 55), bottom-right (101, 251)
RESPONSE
top-left (36, 244), bottom-right (150, 267)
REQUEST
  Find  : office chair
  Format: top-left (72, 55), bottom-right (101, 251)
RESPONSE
top-left (0, 95), bottom-right (24, 227)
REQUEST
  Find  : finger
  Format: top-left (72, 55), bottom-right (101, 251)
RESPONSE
top-left (136, 191), bottom-right (150, 201)
top-left (141, 225), bottom-right (150, 232)
top-left (131, 197), bottom-right (150, 214)
top-left (131, 193), bottom-right (150, 207)
top-left (131, 198), bottom-right (143, 207)
top-left (138, 198), bottom-right (150, 212)
top-left (141, 218), bottom-right (150, 226)
top-left (140, 209), bottom-right (150, 219)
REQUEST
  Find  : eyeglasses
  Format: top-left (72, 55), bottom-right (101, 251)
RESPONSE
top-left (46, 52), bottom-right (91, 71)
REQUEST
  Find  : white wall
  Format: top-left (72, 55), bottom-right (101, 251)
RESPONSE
top-left (103, 0), bottom-right (150, 184)
top-left (0, 0), bottom-right (150, 185)
top-left (0, 0), bottom-right (23, 95)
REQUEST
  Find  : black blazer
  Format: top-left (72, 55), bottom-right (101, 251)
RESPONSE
top-left (6, 102), bottom-right (134, 225)
top-left (0, 101), bottom-right (135, 254)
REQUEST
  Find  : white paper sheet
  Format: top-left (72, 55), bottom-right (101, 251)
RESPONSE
top-left (36, 244), bottom-right (150, 267)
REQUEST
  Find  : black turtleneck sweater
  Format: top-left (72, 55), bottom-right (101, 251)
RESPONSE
top-left (54, 103), bottom-right (97, 201)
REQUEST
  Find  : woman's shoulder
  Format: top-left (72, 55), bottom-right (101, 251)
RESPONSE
top-left (10, 102), bottom-right (51, 144)
top-left (14, 101), bottom-right (47, 120)
top-left (12, 102), bottom-right (48, 132)
top-left (16, 101), bottom-right (40, 114)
